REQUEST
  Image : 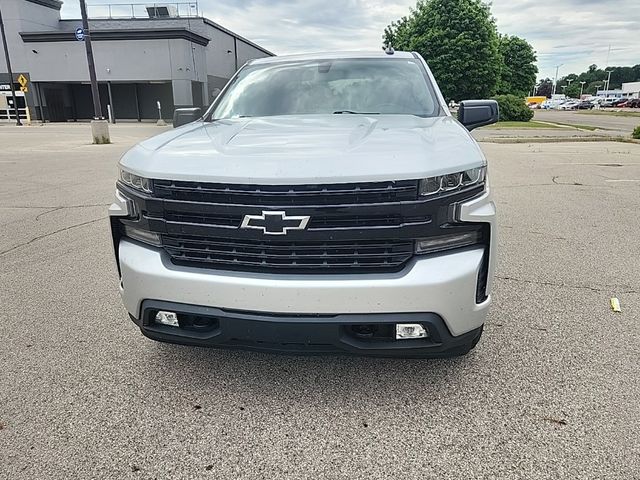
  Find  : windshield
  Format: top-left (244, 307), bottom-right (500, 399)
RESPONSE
top-left (209, 58), bottom-right (441, 119)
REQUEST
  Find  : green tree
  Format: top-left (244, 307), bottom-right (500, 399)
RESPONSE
top-left (559, 64), bottom-right (640, 98)
top-left (383, 0), bottom-right (501, 101)
top-left (496, 35), bottom-right (538, 97)
top-left (383, 16), bottom-right (411, 48)
top-left (535, 78), bottom-right (553, 98)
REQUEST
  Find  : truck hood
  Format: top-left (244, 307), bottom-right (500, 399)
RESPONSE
top-left (120, 115), bottom-right (486, 184)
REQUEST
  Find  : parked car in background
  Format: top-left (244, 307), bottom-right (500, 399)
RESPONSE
top-left (600, 99), bottom-right (620, 108)
top-left (576, 100), bottom-right (594, 110)
top-left (613, 99), bottom-right (629, 108)
top-left (628, 98), bottom-right (640, 108)
top-left (541, 100), bottom-right (562, 109)
top-left (558, 100), bottom-right (579, 110)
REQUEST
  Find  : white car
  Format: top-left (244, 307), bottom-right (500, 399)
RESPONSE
top-left (109, 51), bottom-right (498, 357)
top-left (559, 101), bottom-right (580, 110)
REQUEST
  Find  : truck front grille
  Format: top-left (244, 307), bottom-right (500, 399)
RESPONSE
top-left (154, 179), bottom-right (419, 205)
top-left (118, 179), bottom-right (483, 274)
top-left (163, 235), bottom-right (414, 273)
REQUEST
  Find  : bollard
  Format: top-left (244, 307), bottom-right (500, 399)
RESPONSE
top-left (156, 100), bottom-right (166, 126)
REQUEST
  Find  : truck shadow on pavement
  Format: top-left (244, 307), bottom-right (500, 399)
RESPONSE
top-left (144, 341), bottom-right (478, 401)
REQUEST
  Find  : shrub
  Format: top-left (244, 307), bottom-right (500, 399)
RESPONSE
top-left (633, 125), bottom-right (640, 139)
top-left (492, 94), bottom-right (534, 122)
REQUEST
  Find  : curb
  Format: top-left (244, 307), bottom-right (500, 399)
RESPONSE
top-left (479, 136), bottom-right (640, 145)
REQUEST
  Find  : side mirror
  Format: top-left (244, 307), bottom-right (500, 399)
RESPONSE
top-left (173, 107), bottom-right (202, 128)
top-left (457, 100), bottom-right (499, 131)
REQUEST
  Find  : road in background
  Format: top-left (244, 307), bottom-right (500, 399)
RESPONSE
top-left (535, 110), bottom-right (640, 134)
top-left (1, 124), bottom-right (639, 479)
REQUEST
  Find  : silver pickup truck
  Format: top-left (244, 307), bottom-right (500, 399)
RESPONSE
top-left (109, 50), bottom-right (498, 357)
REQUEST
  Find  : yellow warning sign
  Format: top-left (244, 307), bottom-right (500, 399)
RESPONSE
top-left (20, 86), bottom-right (28, 93)
top-left (17, 74), bottom-right (28, 88)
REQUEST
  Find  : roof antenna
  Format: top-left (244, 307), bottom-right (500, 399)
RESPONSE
top-left (384, 43), bottom-right (395, 55)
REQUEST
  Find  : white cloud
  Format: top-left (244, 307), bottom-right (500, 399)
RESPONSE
top-left (61, 1), bottom-right (640, 80)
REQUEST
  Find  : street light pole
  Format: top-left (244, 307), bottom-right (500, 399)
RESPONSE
top-left (79, 0), bottom-right (110, 144)
top-left (552, 64), bottom-right (563, 96)
top-left (579, 81), bottom-right (586, 98)
top-left (0, 6), bottom-right (23, 126)
top-left (566, 78), bottom-right (574, 94)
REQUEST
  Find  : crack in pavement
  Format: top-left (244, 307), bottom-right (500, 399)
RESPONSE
top-left (35, 207), bottom-right (63, 221)
top-left (496, 275), bottom-right (638, 294)
top-left (0, 216), bottom-right (107, 257)
top-left (552, 176), bottom-right (585, 186)
top-left (0, 203), bottom-right (110, 221)
top-left (0, 203), bottom-right (110, 211)
top-left (495, 183), bottom-right (554, 189)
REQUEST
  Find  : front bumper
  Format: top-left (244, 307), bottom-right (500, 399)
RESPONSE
top-left (110, 187), bottom-right (496, 353)
top-left (132, 300), bottom-right (483, 357)
top-left (119, 239), bottom-right (490, 337)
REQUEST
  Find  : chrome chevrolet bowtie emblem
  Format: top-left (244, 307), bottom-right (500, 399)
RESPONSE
top-left (240, 211), bottom-right (310, 235)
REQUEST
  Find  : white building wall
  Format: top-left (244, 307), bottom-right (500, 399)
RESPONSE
top-left (622, 82), bottom-right (640, 98)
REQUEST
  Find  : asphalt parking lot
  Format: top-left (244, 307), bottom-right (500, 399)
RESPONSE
top-left (1, 123), bottom-right (639, 479)
top-left (535, 109), bottom-right (640, 134)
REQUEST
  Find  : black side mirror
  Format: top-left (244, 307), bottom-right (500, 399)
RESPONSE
top-left (173, 107), bottom-right (202, 128)
top-left (457, 100), bottom-right (499, 131)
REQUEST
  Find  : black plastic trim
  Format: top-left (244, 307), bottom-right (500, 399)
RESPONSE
top-left (20, 28), bottom-right (210, 46)
top-left (133, 300), bottom-right (483, 357)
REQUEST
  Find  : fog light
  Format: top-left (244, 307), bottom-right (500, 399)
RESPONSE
top-left (395, 323), bottom-right (428, 340)
top-left (155, 311), bottom-right (179, 327)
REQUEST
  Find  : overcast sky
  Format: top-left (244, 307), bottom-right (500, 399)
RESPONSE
top-left (61, 0), bottom-right (639, 81)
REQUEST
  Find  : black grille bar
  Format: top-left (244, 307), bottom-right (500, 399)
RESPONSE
top-left (162, 211), bottom-right (430, 230)
top-left (154, 179), bottom-right (419, 206)
top-left (164, 235), bottom-right (414, 273)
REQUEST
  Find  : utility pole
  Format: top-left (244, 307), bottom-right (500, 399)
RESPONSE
top-left (604, 70), bottom-right (612, 92)
top-left (552, 64), bottom-right (563, 96)
top-left (0, 6), bottom-right (22, 126)
top-left (79, 0), bottom-right (110, 143)
top-left (80, 0), bottom-right (102, 118)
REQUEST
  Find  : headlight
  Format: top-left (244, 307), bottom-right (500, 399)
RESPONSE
top-left (119, 167), bottom-right (152, 193)
top-left (419, 167), bottom-right (486, 196)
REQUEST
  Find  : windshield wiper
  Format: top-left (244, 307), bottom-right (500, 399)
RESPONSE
top-left (333, 110), bottom-right (380, 115)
